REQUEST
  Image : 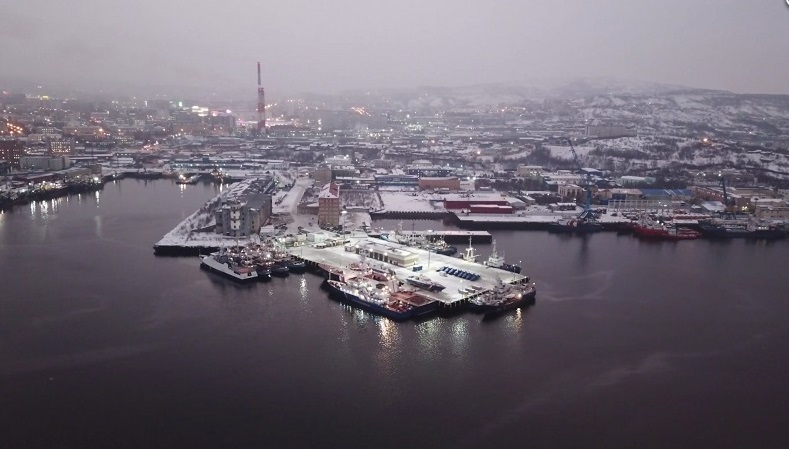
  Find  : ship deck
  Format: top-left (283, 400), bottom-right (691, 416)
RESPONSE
top-left (286, 236), bottom-right (530, 305)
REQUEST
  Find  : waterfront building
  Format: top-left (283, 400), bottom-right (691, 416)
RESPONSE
top-left (20, 155), bottom-right (70, 171)
top-left (214, 177), bottom-right (274, 238)
top-left (419, 177), bottom-right (460, 191)
top-left (214, 194), bottom-right (272, 238)
top-left (318, 182), bottom-right (341, 228)
top-left (345, 239), bottom-right (420, 268)
top-left (754, 203), bottom-right (789, 220)
top-left (442, 192), bottom-right (509, 210)
top-left (558, 183), bottom-right (584, 200)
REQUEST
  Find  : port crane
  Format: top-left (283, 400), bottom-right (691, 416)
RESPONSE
top-left (566, 139), bottom-right (596, 221)
top-left (719, 175), bottom-right (737, 218)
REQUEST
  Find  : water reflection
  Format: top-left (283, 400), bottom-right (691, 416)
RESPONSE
top-left (95, 215), bottom-right (103, 239)
top-left (298, 276), bottom-right (308, 303)
top-left (94, 190), bottom-right (100, 207)
top-left (449, 318), bottom-right (469, 358)
top-left (377, 317), bottom-right (400, 348)
top-left (415, 318), bottom-right (441, 359)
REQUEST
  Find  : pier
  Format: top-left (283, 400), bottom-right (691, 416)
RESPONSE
top-left (285, 235), bottom-right (529, 307)
top-left (369, 229), bottom-right (492, 244)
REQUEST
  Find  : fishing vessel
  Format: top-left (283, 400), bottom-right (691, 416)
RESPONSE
top-left (323, 268), bottom-right (439, 320)
top-left (483, 240), bottom-right (522, 273)
top-left (200, 250), bottom-right (258, 283)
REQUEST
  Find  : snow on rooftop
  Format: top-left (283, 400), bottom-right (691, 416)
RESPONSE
top-left (378, 191), bottom-right (445, 213)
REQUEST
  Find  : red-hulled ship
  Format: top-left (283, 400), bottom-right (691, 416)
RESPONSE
top-left (632, 222), bottom-right (701, 241)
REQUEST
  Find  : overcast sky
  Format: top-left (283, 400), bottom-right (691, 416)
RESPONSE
top-left (2, 0), bottom-right (788, 97)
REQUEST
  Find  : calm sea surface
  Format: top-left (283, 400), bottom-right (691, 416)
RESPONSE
top-left (2, 179), bottom-right (789, 449)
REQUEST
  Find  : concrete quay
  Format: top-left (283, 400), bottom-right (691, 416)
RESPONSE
top-left (286, 236), bottom-right (530, 307)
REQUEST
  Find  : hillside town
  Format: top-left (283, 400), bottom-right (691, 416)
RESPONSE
top-left (3, 85), bottom-right (789, 230)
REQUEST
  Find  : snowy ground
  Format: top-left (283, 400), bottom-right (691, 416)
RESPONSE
top-left (156, 176), bottom-right (285, 248)
top-left (379, 191), bottom-right (446, 213)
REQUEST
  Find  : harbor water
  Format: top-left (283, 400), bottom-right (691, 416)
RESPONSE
top-left (2, 179), bottom-right (789, 449)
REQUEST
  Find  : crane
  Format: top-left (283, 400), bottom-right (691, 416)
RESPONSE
top-left (719, 175), bottom-right (737, 218)
top-left (566, 139), bottom-right (595, 221)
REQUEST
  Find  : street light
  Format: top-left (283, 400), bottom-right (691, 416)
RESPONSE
top-left (340, 209), bottom-right (348, 234)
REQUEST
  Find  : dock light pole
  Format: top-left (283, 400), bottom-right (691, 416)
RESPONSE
top-left (341, 209), bottom-right (347, 235)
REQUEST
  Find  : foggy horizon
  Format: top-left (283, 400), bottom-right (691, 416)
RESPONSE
top-left (2, 0), bottom-right (789, 98)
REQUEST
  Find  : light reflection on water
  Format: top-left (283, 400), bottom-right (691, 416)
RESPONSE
top-left (415, 318), bottom-right (441, 359)
top-left (449, 318), bottom-right (469, 358)
top-left (377, 317), bottom-right (400, 348)
top-left (298, 276), bottom-right (308, 303)
top-left (375, 317), bottom-right (402, 378)
top-left (94, 190), bottom-right (100, 207)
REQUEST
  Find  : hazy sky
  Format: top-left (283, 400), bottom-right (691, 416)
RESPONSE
top-left (2, 0), bottom-right (788, 97)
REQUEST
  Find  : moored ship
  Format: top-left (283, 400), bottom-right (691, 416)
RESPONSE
top-left (324, 272), bottom-right (439, 320)
top-left (632, 221), bottom-right (701, 241)
top-left (483, 240), bottom-right (522, 273)
top-left (286, 258), bottom-right (307, 273)
top-left (200, 250), bottom-right (259, 283)
top-left (467, 276), bottom-right (536, 316)
top-left (405, 275), bottom-right (446, 292)
top-left (698, 219), bottom-right (786, 240)
top-left (547, 217), bottom-right (603, 234)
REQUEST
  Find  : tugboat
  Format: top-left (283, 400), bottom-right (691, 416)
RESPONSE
top-left (424, 236), bottom-right (458, 256)
top-left (270, 262), bottom-right (290, 277)
top-left (286, 258), bottom-right (307, 273)
top-left (255, 263), bottom-right (272, 282)
top-left (483, 240), bottom-right (522, 273)
top-left (467, 276), bottom-right (536, 316)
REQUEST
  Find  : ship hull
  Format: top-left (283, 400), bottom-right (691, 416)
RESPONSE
top-left (633, 225), bottom-right (701, 241)
top-left (547, 222), bottom-right (602, 234)
top-left (481, 290), bottom-right (537, 317)
top-left (405, 278), bottom-right (446, 292)
top-left (287, 261), bottom-right (307, 273)
top-left (200, 256), bottom-right (258, 283)
top-left (699, 223), bottom-right (786, 240)
top-left (324, 281), bottom-right (414, 321)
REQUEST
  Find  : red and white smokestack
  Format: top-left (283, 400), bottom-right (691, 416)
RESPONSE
top-left (257, 62), bottom-right (266, 135)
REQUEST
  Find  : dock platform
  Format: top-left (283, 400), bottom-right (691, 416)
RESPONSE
top-left (286, 236), bottom-right (529, 306)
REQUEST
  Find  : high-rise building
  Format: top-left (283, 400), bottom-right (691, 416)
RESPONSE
top-left (318, 182), bottom-right (341, 227)
top-left (0, 139), bottom-right (24, 168)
